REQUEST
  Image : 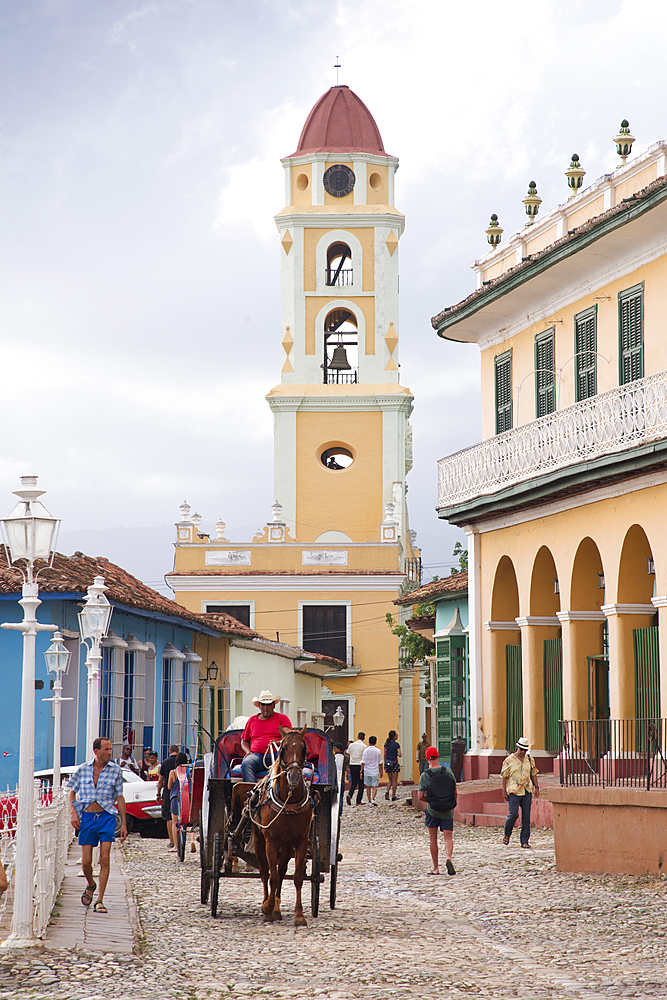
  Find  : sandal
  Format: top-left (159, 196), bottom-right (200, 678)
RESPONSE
top-left (384, 792), bottom-right (390, 800)
top-left (81, 883), bottom-right (96, 907)
top-left (93, 900), bottom-right (108, 913)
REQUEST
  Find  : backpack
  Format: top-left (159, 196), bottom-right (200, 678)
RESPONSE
top-left (425, 766), bottom-right (457, 812)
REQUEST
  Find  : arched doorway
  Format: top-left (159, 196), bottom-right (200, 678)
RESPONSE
top-left (569, 537), bottom-right (607, 723)
top-left (528, 546), bottom-right (561, 752)
top-left (489, 556), bottom-right (521, 751)
top-left (617, 525), bottom-right (658, 720)
top-left (323, 308), bottom-right (358, 384)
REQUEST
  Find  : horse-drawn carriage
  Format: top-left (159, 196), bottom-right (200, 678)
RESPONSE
top-left (197, 727), bottom-right (343, 924)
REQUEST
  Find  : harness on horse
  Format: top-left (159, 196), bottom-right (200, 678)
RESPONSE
top-left (247, 738), bottom-right (315, 831)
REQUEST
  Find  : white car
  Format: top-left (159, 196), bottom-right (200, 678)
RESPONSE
top-left (34, 765), bottom-right (166, 837)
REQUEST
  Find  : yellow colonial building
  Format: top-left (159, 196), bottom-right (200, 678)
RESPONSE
top-left (168, 86), bottom-right (422, 777)
top-left (433, 128), bottom-right (667, 780)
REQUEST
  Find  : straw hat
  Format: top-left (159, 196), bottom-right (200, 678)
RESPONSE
top-left (252, 690), bottom-right (281, 707)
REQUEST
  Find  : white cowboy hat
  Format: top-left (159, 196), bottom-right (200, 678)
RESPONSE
top-left (515, 737), bottom-right (530, 751)
top-left (252, 690), bottom-right (281, 707)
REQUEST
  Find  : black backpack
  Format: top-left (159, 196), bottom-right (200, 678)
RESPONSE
top-left (425, 766), bottom-right (457, 812)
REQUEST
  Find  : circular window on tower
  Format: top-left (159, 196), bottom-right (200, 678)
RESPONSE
top-left (320, 445), bottom-right (354, 471)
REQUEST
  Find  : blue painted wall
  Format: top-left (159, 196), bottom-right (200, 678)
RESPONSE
top-left (434, 590), bottom-right (469, 633)
top-left (0, 592), bottom-right (200, 788)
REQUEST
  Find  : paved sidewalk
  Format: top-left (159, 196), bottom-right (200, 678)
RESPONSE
top-left (44, 840), bottom-right (136, 952)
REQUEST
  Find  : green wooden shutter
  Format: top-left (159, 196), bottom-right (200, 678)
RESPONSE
top-left (505, 644), bottom-right (523, 750)
top-left (574, 305), bottom-right (597, 401)
top-left (619, 283), bottom-right (644, 385)
top-left (495, 350), bottom-right (512, 433)
top-left (435, 637), bottom-right (453, 760)
top-left (634, 625), bottom-right (660, 719)
top-left (543, 637), bottom-right (563, 752)
top-left (535, 327), bottom-right (556, 417)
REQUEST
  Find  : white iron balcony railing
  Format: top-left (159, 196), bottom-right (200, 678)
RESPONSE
top-left (438, 370), bottom-right (667, 509)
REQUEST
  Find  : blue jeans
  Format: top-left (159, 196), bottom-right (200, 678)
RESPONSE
top-left (504, 792), bottom-right (532, 845)
top-left (241, 753), bottom-right (268, 783)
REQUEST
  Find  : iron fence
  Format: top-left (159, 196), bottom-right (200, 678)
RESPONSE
top-left (558, 718), bottom-right (667, 789)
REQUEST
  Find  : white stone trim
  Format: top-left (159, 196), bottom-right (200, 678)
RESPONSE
top-left (601, 603), bottom-right (656, 616)
top-left (281, 152), bottom-right (399, 168)
top-left (170, 575), bottom-right (404, 593)
top-left (267, 393), bottom-right (414, 414)
top-left (484, 620), bottom-right (521, 631)
top-left (652, 596), bottom-right (667, 608)
top-left (275, 211), bottom-right (406, 236)
top-left (515, 616), bottom-right (561, 628)
top-left (556, 610), bottom-right (606, 622)
top-left (458, 466), bottom-right (667, 535)
top-left (471, 749), bottom-right (508, 757)
top-left (465, 527), bottom-right (483, 752)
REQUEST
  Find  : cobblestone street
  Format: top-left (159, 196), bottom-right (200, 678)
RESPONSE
top-left (2, 799), bottom-right (667, 999)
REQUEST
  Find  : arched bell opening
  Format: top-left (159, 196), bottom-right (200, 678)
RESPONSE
top-left (326, 242), bottom-right (352, 287)
top-left (322, 308), bottom-right (358, 385)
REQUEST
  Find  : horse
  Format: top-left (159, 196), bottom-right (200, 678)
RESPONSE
top-left (251, 725), bottom-right (315, 926)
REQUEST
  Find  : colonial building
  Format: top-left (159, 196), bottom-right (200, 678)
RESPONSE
top-left (168, 86), bottom-right (421, 772)
top-left (433, 130), bottom-right (667, 785)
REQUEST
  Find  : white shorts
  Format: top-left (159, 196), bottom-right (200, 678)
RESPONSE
top-left (364, 773), bottom-right (379, 787)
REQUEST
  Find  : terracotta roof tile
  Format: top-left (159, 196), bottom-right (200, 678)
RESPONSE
top-left (0, 550), bottom-right (258, 638)
top-left (394, 571), bottom-right (468, 606)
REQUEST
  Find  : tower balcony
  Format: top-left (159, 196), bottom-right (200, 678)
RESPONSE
top-left (438, 369), bottom-right (667, 513)
top-left (324, 368), bottom-right (358, 385)
top-left (325, 267), bottom-right (353, 287)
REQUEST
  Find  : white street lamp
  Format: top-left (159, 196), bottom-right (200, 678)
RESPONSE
top-left (78, 577), bottom-right (113, 755)
top-left (43, 631), bottom-right (72, 790)
top-left (0, 476), bottom-right (59, 948)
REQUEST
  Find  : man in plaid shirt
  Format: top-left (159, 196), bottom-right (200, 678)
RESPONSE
top-left (68, 736), bottom-right (127, 914)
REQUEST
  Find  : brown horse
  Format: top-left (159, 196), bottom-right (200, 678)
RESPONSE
top-left (251, 726), bottom-right (314, 926)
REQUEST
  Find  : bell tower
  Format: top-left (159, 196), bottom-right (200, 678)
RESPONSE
top-left (268, 85), bottom-right (413, 547)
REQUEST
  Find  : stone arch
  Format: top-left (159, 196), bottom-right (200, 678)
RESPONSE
top-left (490, 555), bottom-right (519, 621)
top-left (529, 545), bottom-right (561, 616)
top-left (570, 537), bottom-right (605, 612)
top-left (617, 524), bottom-right (655, 604)
top-left (315, 229), bottom-right (363, 294)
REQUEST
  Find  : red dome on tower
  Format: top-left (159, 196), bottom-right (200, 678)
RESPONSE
top-left (289, 85), bottom-right (386, 157)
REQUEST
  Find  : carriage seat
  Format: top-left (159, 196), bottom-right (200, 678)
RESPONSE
top-left (229, 762), bottom-right (320, 783)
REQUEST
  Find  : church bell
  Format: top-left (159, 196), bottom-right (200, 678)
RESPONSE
top-left (328, 345), bottom-right (352, 370)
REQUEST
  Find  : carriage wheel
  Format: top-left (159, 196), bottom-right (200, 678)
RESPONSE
top-left (310, 836), bottom-right (320, 918)
top-left (177, 825), bottom-right (186, 863)
top-left (199, 820), bottom-right (210, 905)
top-left (329, 862), bottom-right (337, 909)
top-left (210, 832), bottom-right (221, 918)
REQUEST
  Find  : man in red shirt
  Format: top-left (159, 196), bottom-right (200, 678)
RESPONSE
top-left (241, 690), bottom-right (292, 782)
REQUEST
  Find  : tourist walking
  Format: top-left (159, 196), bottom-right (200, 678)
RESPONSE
top-left (346, 731), bottom-right (367, 805)
top-left (68, 737), bottom-right (127, 913)
top-left (501, 737), bottom-right (540, 848)
top-left (157, 744), bottom-right (180, 850)
top-left (361, 736), bottom-right (383, 804)
top-left (384, 730), bottom-right (401, 801)
top-left (416, 733), bottom-right (429, 775)
top-left (418, 745), bottom-right (457, 875)
top-left (167, 752), bottom-right (188, 852)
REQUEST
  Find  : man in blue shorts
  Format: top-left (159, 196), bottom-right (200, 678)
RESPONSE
top-left (68, 737), bottom-right (127, 914)
top-left (418, 745), bottom-right (456, 875)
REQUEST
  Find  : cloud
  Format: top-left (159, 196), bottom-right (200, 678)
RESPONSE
top-left (108, 3), bottom-right (159, 51)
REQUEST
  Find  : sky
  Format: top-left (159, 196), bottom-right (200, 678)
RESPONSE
top-left (1, 0), bottom-right (666, 595)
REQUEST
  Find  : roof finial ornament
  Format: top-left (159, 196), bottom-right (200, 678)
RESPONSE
top-left (614, 119), bottom-right (635, 166)
top-left (565, 153), bottom-right (586, 198)
top-left (522, 181), bottom-right (542, 226)
top-left (334, 54), bottom-right (341, 86)
top-left (485, 214), bottom-right (503, 250)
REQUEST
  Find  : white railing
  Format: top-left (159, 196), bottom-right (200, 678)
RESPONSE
top-left (0, 780), bottom-right (74, 939)
top-left (34, 782), bottom-right (74, 938)
top-left (438, 370), bottom-right (667, 509)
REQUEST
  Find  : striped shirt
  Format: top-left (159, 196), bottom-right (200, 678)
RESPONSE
top-left (68, 759), bottom-right (125, 817)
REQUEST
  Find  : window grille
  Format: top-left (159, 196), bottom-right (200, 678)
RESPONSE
top-left (619, 283), bottom-right (644, 385)
top-left (162, 658), bottom-right (174, 757)
top-left (535, 327), bottom-right (556, 417)
top-left (100, 646), bottom-right (113, 741)
top-left (543, 637), bottom-right (563, 752)
top-left (634, 625), bottom-right (660, 719)
top-left (574, 305), bottom-right (597, 401)
top-left (494, 350), bottom-right (512, 433)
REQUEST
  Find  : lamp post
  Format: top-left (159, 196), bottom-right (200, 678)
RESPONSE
top-left (0, 475), bottom-right (59, 947)
top-left (78, 577), bottom-right (113, 755)
top-left (43, 631), bottom-right (72, 790)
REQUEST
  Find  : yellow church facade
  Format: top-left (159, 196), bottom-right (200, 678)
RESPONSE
top-left (433, 131), bottom-right (667, 778)
top-left (169, 86), bottom-right (423, 779)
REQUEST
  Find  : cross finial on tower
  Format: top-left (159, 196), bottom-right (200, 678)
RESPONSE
top-left (334, 55), bottom-right (341, 86)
